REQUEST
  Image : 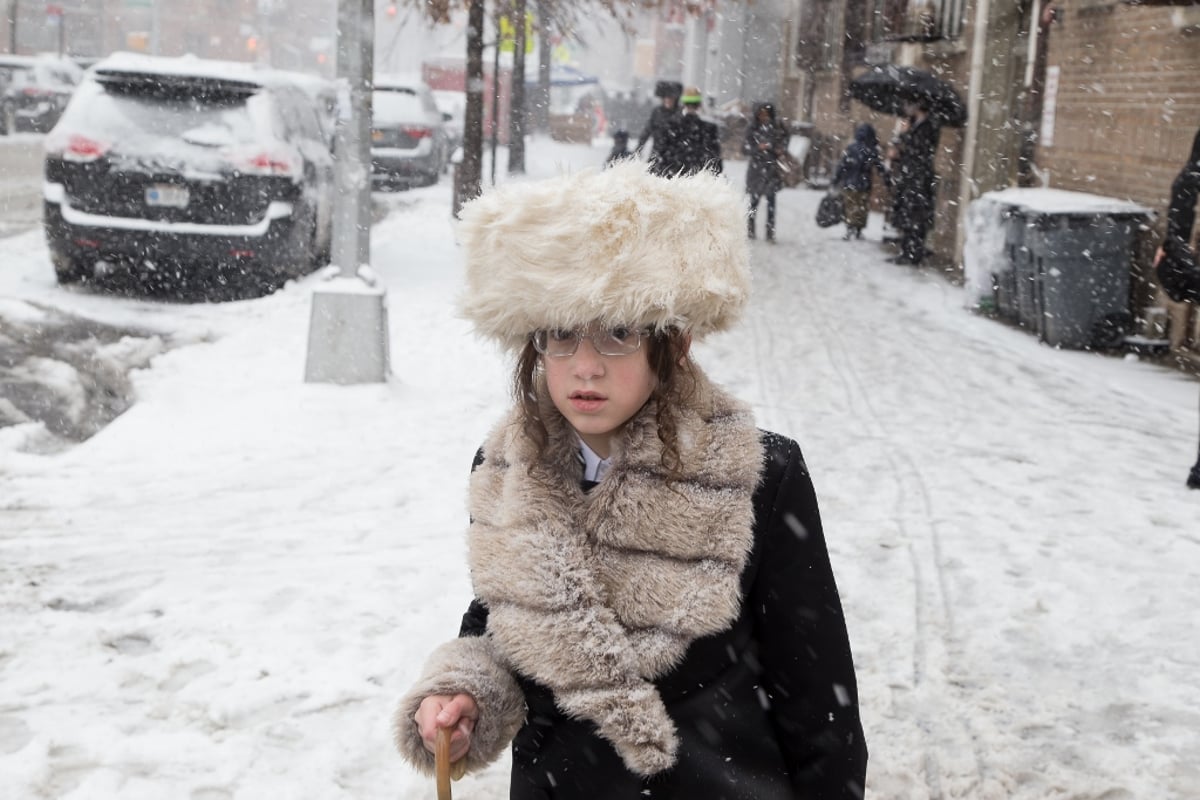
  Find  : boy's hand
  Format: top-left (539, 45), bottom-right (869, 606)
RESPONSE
top-left (415, 693), bottom-right (478, 763)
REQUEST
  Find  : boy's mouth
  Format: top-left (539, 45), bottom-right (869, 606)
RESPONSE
top-left (569, 391), bottom-right (606, 411)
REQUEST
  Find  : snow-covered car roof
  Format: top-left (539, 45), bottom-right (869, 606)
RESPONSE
top-left (91, 51), bottom-right (323, 94)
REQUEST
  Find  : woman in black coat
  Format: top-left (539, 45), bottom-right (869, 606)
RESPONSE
top-left (743, 102), bottom-right (789, 242)
top-left (394, 164), bottom-right (867, 798)
top-left (888, 101), bottom-right (939, 265)
top-left (1153, 125), bottom-right (1200, 488)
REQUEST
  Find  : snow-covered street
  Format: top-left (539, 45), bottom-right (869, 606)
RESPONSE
top-left (1, 138), bottom-right (1198, 799)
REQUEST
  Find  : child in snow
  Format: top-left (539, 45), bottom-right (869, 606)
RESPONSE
top-left (833, 123), bottom-right (889, 240)
top-left (393, 162), bottom-right (867, 799)
top-left (605, 129), bottom-right (633, 168)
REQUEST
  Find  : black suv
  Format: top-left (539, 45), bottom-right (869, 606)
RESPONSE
top-left (42, 53), bottom-right (335, 291)
top-left (0, 55), bottom-right (82, 135)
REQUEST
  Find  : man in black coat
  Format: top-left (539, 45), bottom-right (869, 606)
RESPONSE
top-left (1153, 125), bottom-right (1200, 488)
top-left (636, 81), bottom-right (682, 175)
top-left (888, 100), bottom-right (939, 265)
top-left (658, 86), bottom-right (723, 177)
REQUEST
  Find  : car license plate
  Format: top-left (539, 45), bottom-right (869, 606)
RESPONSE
top-left (145, 185), bottom-right (189, 208)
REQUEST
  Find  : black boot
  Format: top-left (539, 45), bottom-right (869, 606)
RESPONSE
top-left (1188, 461), bottom-right (1200, 489)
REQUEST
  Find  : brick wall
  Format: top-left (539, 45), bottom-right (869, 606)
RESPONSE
top-left (1037, 2), bottom-right (1200, 346)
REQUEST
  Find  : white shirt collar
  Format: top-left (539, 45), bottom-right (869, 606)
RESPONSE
top-left (577, 437), bottom-right (611, 483)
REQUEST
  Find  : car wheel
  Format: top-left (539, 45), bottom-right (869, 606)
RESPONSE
top-left (50, 249), bottom-right (90, 284)
top-left (0, 103), bottom-right (11, 136)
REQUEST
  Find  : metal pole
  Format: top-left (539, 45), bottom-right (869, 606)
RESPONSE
top-left (331, 0), bottom-right (373, 279)
top-left (8, 0), bottom-right (18, 54)
top-left (305, 0), bottom-right (389, 385)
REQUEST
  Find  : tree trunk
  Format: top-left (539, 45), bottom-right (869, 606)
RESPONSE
top-left (508, 0), bottom-right (527, 174)
top-left (533, 1), bottom-right (551, 134)
top-left (456, 0), bottom-right (485, 216)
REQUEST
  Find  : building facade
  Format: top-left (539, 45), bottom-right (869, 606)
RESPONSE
top-left (793, 0), bottom-right (1200, 356)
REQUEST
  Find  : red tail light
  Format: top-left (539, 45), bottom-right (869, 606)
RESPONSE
top-left (21, 87), bottom-right (52, 97)
top-left (237, 151), bottom-right (299, 177)
top-left (401, 126), bottom-right (432, 140)
top-left (53, 134), bottom-right (111, 163)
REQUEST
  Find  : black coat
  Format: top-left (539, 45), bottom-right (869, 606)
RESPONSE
top-left (637, 105), bottom-right (680, 164)
top-left (659, 112), bottom-right (723, 177)
top-left (834, 124), bottom-right (888, 194)
top-left (743, 106), bottom-right (789, 196)
top-left (1159, 127), bottom-right (1200, 303)
top-left (458, 432), bottom-right (867, 800)
top-left (890, 114), bottom-right (939, 235)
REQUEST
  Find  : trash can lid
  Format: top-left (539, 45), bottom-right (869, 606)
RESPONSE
top-left (979, 187), bottom-right (1153, 219)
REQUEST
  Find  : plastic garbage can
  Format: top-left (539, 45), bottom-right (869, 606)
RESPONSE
top-left (1021, 211), bottom-right (1143, 349)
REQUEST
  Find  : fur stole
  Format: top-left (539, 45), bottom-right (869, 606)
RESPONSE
top-left (467, 365), bottom-right (763, 775)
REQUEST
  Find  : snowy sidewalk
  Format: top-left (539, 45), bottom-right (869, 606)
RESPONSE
top-left (1, 140), bottom-right (1198, 799)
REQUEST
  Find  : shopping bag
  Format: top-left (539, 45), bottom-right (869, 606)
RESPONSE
top-left (816, 190), bottom-right (844, 228)
top-left (777, 151), bottom-right (804, 188)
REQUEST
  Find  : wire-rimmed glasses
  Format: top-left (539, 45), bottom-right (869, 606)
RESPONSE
top-left (531, 325), bottom-right (646, 358)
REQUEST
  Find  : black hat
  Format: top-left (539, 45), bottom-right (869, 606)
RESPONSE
top-left (654, 80), bottom-right (683, 99)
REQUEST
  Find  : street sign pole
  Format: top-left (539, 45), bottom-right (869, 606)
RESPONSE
top-left (304, 0), bottom-right (391, 384)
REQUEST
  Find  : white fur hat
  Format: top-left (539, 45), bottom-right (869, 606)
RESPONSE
top-left (456, 161), bottom-right (750, 352)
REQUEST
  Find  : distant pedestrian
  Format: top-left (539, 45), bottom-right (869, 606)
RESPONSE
top-left (605, 129), bottom-right (633, 168)
top-left (888, 100), bottom-right (939, 264)
top-left (743, 102), bottom-right (788, 242)
top-left (833, 123), bottom-right (889, 240)
top-left (1152, 124), bottom-right (1200, 489)
top-left (659, 86), bottom-right (722, 177)
top-left (635, 81), bottom-right (681, 175)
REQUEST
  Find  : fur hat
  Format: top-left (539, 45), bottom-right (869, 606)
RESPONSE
top-left (456, 161), bottom-right (751, 352)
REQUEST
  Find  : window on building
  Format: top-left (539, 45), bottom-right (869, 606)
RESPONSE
top-left (873, 0), bottom-right (967, 41)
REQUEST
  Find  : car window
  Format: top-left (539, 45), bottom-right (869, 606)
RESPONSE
top-left (372, 88), bottom-right (425, 124)
top-left (276, 87), bottom-right (321, 142)
top-left (58, 78), bottom-right (265, 147)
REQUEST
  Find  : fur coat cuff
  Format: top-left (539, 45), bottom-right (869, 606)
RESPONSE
top-left (393, 636), bottom-right (527, 776)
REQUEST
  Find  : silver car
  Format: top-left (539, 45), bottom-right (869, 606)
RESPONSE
top-left (370, 76), bottom-right (449, 189)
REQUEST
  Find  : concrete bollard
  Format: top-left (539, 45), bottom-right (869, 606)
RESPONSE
top-left (304, 277), bottom-right (390, 384)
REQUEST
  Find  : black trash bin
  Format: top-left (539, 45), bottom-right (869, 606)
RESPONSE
top-left (1021, 210), bottom-right (1145, 349)
top-left (980, 189), bottom-right (1150, 350)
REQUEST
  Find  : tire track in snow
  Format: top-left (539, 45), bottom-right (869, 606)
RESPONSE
top-left (747, 238), bottom-right (989, 798)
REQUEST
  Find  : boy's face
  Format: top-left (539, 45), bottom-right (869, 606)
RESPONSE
top-left (542, 326), bottom-right (657, 459)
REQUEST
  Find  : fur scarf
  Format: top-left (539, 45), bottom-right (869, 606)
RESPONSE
top-left (395, 367), bottom-right (763, 777)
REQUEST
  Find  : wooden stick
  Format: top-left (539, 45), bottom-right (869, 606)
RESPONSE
top-left (435, 727), bottom-right (453, 800)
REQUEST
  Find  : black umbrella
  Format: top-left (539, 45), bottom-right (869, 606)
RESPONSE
top-left (848, 65), bottom-right (968, 128)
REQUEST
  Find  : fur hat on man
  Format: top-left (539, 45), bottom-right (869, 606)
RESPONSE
top-left (456, 160), bottom-right (751, 352)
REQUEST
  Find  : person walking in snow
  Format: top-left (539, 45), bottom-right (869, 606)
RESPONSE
top-left (743, 102), bottom-right (789, 242)
top-left (635, 81), bottom-right (682, 176)
top-left (658, 86), bottom-right (723, 177)
top-left (888, 100), bottom-right (939, 265)
top-left (394, 162), bottom-right (867, 799)
top-left (1153, 124), bottom-right (1200, 489)
top-left (833, 123), bottom-right (889, 241)
top-left (605, 129), bottom-right (634, 168)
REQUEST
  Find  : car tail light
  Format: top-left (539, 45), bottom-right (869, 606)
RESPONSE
top-left (21, 87), bottom-right (52, 97)
top-left (401, 126), bottom-right (432, 140)
top-left (237, 151), bottom-right (300, 178)
top-left (46, 134), bottom-right (112, 163)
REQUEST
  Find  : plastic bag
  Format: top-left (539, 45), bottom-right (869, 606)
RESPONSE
top-left (777, 151), bottom-right (804, 188)
top-left (816, 190), bottom-right (844, 228)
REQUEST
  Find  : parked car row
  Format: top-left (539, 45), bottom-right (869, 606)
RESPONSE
top-left (0, 54), bottom-right (83, 135)
top-left (36, 53), bottom-right (453, 295)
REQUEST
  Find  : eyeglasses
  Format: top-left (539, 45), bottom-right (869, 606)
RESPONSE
top-left (531, 326), bottom-right (646, 358)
